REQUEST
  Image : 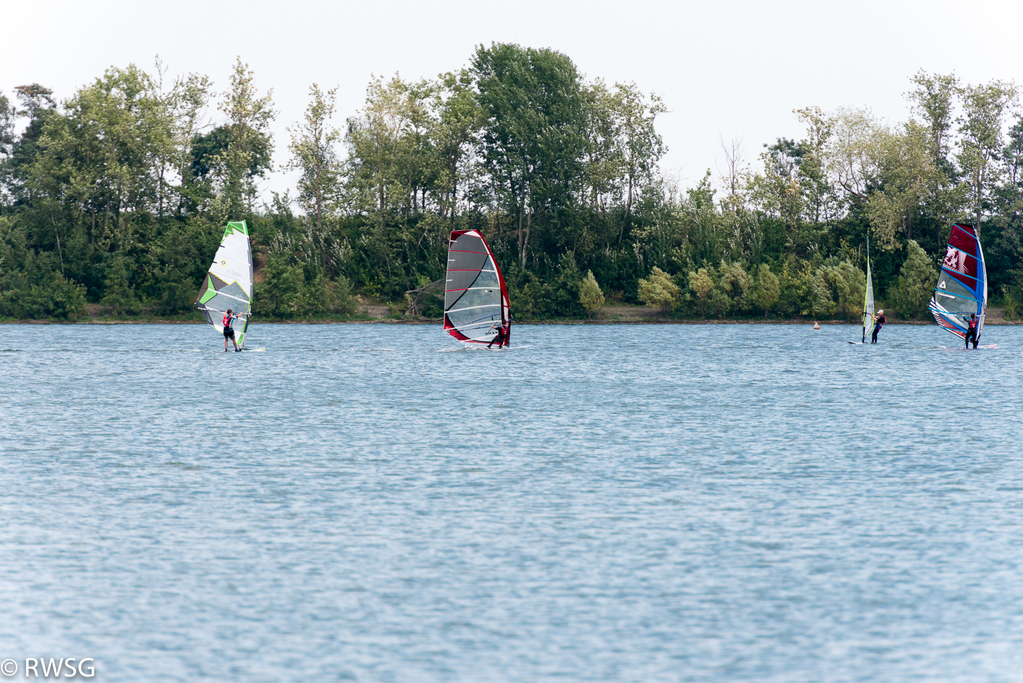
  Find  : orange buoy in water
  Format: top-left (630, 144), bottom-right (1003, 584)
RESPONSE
top-left (813, 321), bottom-right (820, 330)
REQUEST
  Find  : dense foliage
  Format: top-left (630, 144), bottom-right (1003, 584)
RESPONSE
top-left (2, 50), bottom-right (1021, 322)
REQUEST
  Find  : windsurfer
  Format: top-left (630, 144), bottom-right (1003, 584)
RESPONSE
top-left (223, 308), bottom-right (242, 352)
top-left (964, 313), bottom-right (979, 349)
top-left (871, 309), bottom-right (886, 344)
top-left (487, 319), bottom-right (508, 349)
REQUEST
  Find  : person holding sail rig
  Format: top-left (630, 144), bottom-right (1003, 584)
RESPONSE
top-left (487, 318), bottom-right (508, 349)
top-left (870, 309), bottom-right (886, 344)
top-left (223, 308), bottom-right (245, 352)
top-left (964, 313), bottom-right (979, 349)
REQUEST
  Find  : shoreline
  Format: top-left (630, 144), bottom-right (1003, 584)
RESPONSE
top-left (4, 317), bottom-right (1019, 326)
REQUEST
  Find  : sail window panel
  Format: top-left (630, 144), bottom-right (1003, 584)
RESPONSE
top-left (931, 295), bottom-right (975, 319)
top-left (473, 267), bottom-right (501, 289)
top-left (446, 306), bottom-right (501, 335)
top-left (204, 294), bottom-right (236, 326)
top-left (450, 287), bottom-right (502, 312)
top-left (217, 282), bottom-right (251, 304)
top-left (445, 247), bottom-right (491, 308)
top-left (447, 300), bottom-right (501, 321)
top-left (445, 269), bottom-right (488, 307)
top-left (934, 273), bottom-right (975, 302)
top-left (929, 302), bottom-right (970, 331)
top-left (198, 307), bottom-right (218, 327)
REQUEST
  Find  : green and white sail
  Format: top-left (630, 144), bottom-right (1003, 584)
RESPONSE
top-left (195, 221), bottom-right (253, 346)
top-left (861, 240), bottom-right (874, 343)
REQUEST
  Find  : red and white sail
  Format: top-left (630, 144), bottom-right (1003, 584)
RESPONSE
top-left (443, 230), bottom-right (510, 344)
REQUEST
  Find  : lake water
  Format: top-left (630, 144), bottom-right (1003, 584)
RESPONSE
top-left (1, 322), bottom-right (1022, 682)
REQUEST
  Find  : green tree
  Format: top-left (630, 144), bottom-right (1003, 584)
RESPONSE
top-left (638, 266), bottom-right (680, 311)
top-left (824, 260), bottom-right (866, 319)
top-left (215, 58), bottom-right (275, 220)
top-left (753, 263), bottom-right (780, 317)
top-left (718, 261), bottom-right (753, 312)
top-left (472, 43), bottom-right (587, 268)
top-left (907, 70), bottom-right (959, 173)
top-left (0, 91), bottom-right (15, 206)
top-left (892, 240), bottom-right (938, 319)
top-left (344, 73), bottom-right (435, 222)
top-left (794, 106), bottom-right (837, 226)
top-left (748, 138), bottom-right (805, 252)
top-left (100, 255), bottom-right (141, 316)
top-left (432, 70), bottom-right (485, 220)
top-left (866, 121), bottom-right (947, 248)
top-left (578, 269), bottom-right (605, 315)
top-left (583, 81), bottom-right (668, 243)
top-left (686, 266), bottom-right (723, 316)
top-left (957, 80), bottom-right (1019, 233)
top-left (288, 84), bottom-right (343, 231)
top-left (806, 267), bottom-right (835, 318)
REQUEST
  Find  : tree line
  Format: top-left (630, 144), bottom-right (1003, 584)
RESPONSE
top-left (1, 45), bottom-right (1021, 322)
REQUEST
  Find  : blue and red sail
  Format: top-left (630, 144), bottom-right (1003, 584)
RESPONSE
top-left (928, 224), bottom-right (987, 340)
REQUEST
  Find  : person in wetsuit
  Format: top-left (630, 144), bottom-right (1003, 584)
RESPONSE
top-left (964, 313), bottom-right (979, 349)
top-left (223, 308), bottom-right (242, 352)
top-left (487, 319), bottom-right (507, 349)
top-left (870, 309), bottom-right (886, 344)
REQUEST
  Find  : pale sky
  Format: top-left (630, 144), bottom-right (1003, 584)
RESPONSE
top-left (3, 0), bottom-right (1021, 206)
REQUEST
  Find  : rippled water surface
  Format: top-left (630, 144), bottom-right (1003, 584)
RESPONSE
top-left (2, 322), bottom-right (1022, 682)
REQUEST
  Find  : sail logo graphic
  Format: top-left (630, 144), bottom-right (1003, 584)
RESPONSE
top-left (942, 247), bottom-right (966, 273)
top-left (220, 259), bottom-right (227, 267)
top-left (939, 280), bottom-right (946, 289)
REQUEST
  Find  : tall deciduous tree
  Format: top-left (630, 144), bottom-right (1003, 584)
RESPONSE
top-left (867, 121), bottom-right (944, 248)
top-left (472, 43), bottom-right (587, 268)
top-left (613, 82), bottom-right (667, 243)
top-left (215, 58), bottom-right (275, 220)
top-left (957, 80), bottom-right (1019, 234)
top-left (345, 73), bottom-right (433, 222)
top-left (0, 92), bottom-right (16, 206)
top-left (907, 70), bottom-right (959, 174)
top-left (288, 84), bottom-right (343, 231)
top-left (432, 70), bottom-right (484, 220)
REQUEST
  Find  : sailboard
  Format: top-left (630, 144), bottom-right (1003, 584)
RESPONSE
top-left (195, 221), bottom-right (254, 347)
top-left (443, 230), bottom-right (510, 346)
top-left (850, 237), bottom-right (875, 344)
top-left (928, 223), bottom-right (987, 342)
